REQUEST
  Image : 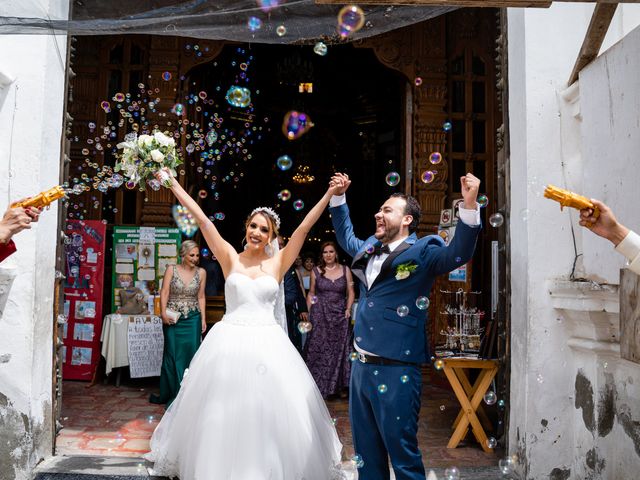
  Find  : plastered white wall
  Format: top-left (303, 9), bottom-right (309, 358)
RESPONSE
top-left (0, 1), bottom-right (69, 478)
top-left (508, 3), bottom-right (640, 479)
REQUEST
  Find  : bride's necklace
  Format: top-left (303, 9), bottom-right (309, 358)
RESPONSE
top-left (325, 264), bottom-right (337, 270)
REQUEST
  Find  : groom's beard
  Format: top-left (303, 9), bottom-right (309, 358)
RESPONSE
top-left (375, 224), bottom-right (400, 245)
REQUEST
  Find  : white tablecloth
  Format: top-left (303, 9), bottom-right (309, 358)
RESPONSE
top-left (100, 314), bottom-right (160, 375)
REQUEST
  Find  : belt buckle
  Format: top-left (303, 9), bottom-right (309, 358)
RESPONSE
top-left (357, 352), bottom-right (367, 364)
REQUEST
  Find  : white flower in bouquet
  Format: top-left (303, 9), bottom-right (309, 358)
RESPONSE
top-left (114, 131), bottom-right (182, 190)
top-left (154, 131), bottom-right (175, 147)
top-left (150, 149), bottom-right (165, 163)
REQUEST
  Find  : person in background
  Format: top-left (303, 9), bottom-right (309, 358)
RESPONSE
top-left (299, 253), bottom-right (315, 293)
top-left (0, 203), bottom-right (41, 262)
top-left (294, 255), bottom-right (306, 293)
top-left (278, 235), bottom-right (308, 353)
top-left (304, 241), bottom-right (355, 398)
top-left (579, 199), bottom-right (640, 274)
top-left (150, 240), bottom-right (206, 407)
top-left (200, 249), bottom-right (225, 296)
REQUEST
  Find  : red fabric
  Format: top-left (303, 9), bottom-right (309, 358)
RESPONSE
top-left (0, 240), bottom-right (16, 263)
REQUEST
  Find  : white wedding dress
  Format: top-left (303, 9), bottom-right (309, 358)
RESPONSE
top-left (145, 272), bottom-right (345, 480)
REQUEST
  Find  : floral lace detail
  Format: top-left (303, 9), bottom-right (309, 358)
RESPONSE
top-left (166, 267), bottom-right (200, 317)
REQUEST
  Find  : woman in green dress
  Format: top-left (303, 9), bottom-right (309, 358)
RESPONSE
top-left (150, 240), bottom-right (207, 406)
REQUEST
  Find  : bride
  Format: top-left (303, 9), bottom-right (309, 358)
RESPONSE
top-left (145, 168), bottom-right (346, 480)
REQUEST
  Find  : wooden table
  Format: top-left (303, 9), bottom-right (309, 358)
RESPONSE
top-left (441, 357), bottom-right (499, 453)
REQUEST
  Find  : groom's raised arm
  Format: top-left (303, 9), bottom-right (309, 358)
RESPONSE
top-left (329, 195), bottom-right (364, 258)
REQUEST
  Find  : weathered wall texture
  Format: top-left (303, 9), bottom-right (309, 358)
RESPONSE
top-left (0, 1), bottom-right (69, 478)
top-left (508, 3), bottom-right (640, 479)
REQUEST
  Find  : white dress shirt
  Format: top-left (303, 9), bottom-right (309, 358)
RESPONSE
top-left (615, 230), bottom-right (640, 275)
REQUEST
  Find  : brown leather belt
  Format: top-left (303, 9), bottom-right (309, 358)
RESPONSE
top-left (357, 352), bottom-right (416, 367)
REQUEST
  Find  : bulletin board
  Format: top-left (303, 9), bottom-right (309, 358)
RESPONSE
top-left (62, 220), bottom-right (107, 381)
top-left (111, 226), bottom-right (181, 313)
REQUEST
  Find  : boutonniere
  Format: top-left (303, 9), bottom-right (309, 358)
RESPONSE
top-left (395, 262), bottom-right (417, 281)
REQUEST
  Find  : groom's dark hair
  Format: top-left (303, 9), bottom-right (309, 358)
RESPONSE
top-left (389, 193), bottom-right (421, 233)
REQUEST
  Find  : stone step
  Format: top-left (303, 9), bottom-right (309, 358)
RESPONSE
top-left (35, 455), bottom-right (506, 479)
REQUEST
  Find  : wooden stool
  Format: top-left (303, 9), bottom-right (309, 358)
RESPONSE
top-left (441, 358), bottom-right (499, 453)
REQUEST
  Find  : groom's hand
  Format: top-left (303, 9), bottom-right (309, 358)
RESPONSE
top-left (460, 173), bottom-right (481, 209)
top-left (330, 173), bottom-right (351, 195)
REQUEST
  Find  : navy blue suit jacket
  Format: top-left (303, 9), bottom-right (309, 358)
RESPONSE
top-left (330, 202), bottom-right (480, 363)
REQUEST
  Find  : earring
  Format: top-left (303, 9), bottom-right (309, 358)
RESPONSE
top-left (241, 238), bottom-right (248, 251)
top-left (264, 244), bottom-right (273, 256)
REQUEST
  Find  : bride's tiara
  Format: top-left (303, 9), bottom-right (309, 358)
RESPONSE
top-left (250, 206), bottom-right (281, 230)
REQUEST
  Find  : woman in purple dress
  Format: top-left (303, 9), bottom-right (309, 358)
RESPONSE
top-left (305, 241), bottom-right (355, 398)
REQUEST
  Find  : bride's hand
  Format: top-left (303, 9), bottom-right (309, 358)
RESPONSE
top-left (154, 167), bottom-right (176, 187)
top-left (327, 178), bottom-right (344, 196)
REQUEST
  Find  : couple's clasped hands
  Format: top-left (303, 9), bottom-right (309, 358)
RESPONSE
top-left (328, 172), bottom-right (481, 206)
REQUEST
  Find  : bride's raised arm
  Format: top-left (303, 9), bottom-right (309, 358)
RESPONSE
top-left (158, 168), bottom-right (236, 274)
top-left (277, 180), bottom-right (341, 279)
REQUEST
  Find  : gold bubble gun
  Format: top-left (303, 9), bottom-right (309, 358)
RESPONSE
top-left (10, 186), bottom-right (66, 209)
top-left (544, 184), bottom-right (600, 219)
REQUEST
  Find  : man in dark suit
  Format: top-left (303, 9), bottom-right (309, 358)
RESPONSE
top-left (200, 252), bottom-right (225, 296)
top-left (278, 235), bottom-right (308, 353)
top-left (329, 172), bottom-right (481, 480)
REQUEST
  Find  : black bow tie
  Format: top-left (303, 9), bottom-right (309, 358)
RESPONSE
top-left (373, 244), bottom-right (391, 256)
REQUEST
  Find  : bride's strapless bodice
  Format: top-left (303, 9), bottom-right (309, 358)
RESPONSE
top-left (223, 272), bottom-right (279, 326)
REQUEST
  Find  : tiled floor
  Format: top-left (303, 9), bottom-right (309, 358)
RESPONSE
top-left (57, 374), bottom-right (502, 469)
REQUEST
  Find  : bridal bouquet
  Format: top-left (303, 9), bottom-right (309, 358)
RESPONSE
top-left (115, 131), bottom-right (182, 191)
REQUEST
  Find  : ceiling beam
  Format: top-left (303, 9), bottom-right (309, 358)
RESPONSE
top-left (568, 2), bottom-right (618, 85)
top-left (316, 0), bottom-right (635, 6)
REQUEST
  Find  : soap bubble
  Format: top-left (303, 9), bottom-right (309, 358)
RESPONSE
top-left (297, 321), bottom-right (312, 333)
top-left (487, 437), bottom-right (498, 449)
top-left (429, 152), bottom-right (442, 164)
top-left (416, 296), bottom-right (429, 310)
top-left (442, 121), bottom-right (452, 132)
top-left (276, 155), bottom-right (293, 171)
top-left (276, 25), bottom-right (287, 37)
top-left (396, 305), bottom-right (409, 317)
top-left (313, 42), bottom-right (328, 56)
top-left (162, 71), bottom-right (172, 81)
top-left (400, 375), bottom-right (409, 383)
top-left (205, 130), bottom-right (218, 146)
top-left (477, 194), bottom-right (489, 208)
top-left (414, 77), bottom-right (423, 86)
top-left (293, 199), bottom-right (304, 211)
top-left (498, 457), bottom-right (515, 474)
top-left (278, 189), bottom-right (291, 201)
top-left (351, 454), bottom-right (365, 468)
top-left (282, 110), bottom-right (313, 140)
top-left (489, 212), bottom-right (504, 227)
top-left (421, 170), bottom-right (435, 184)
top-left (433, 359), bottom-right (444, 370)
top-left (484, 390), bottom-right (497, 405)
top-left (444, 466), bottom-right (460, 480)
top-left (377, 384), bottom-right (388, 394)
top-left (364, 244), bottom-right (375, 255)
top-left (247, 17), bottom-right (262, 32)
top-left (337, 5), bottom-right (365, 37)
top-left (226, 86), bottom-right (252, 108)
top-left (385, 172), bottom-right (400, 186)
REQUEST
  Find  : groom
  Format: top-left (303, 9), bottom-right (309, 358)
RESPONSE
top-left (329, 172), bottom-right (481, 480)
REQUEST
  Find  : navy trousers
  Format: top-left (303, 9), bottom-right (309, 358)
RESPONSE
top-left (349, 360), bottom-right (425, 480)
